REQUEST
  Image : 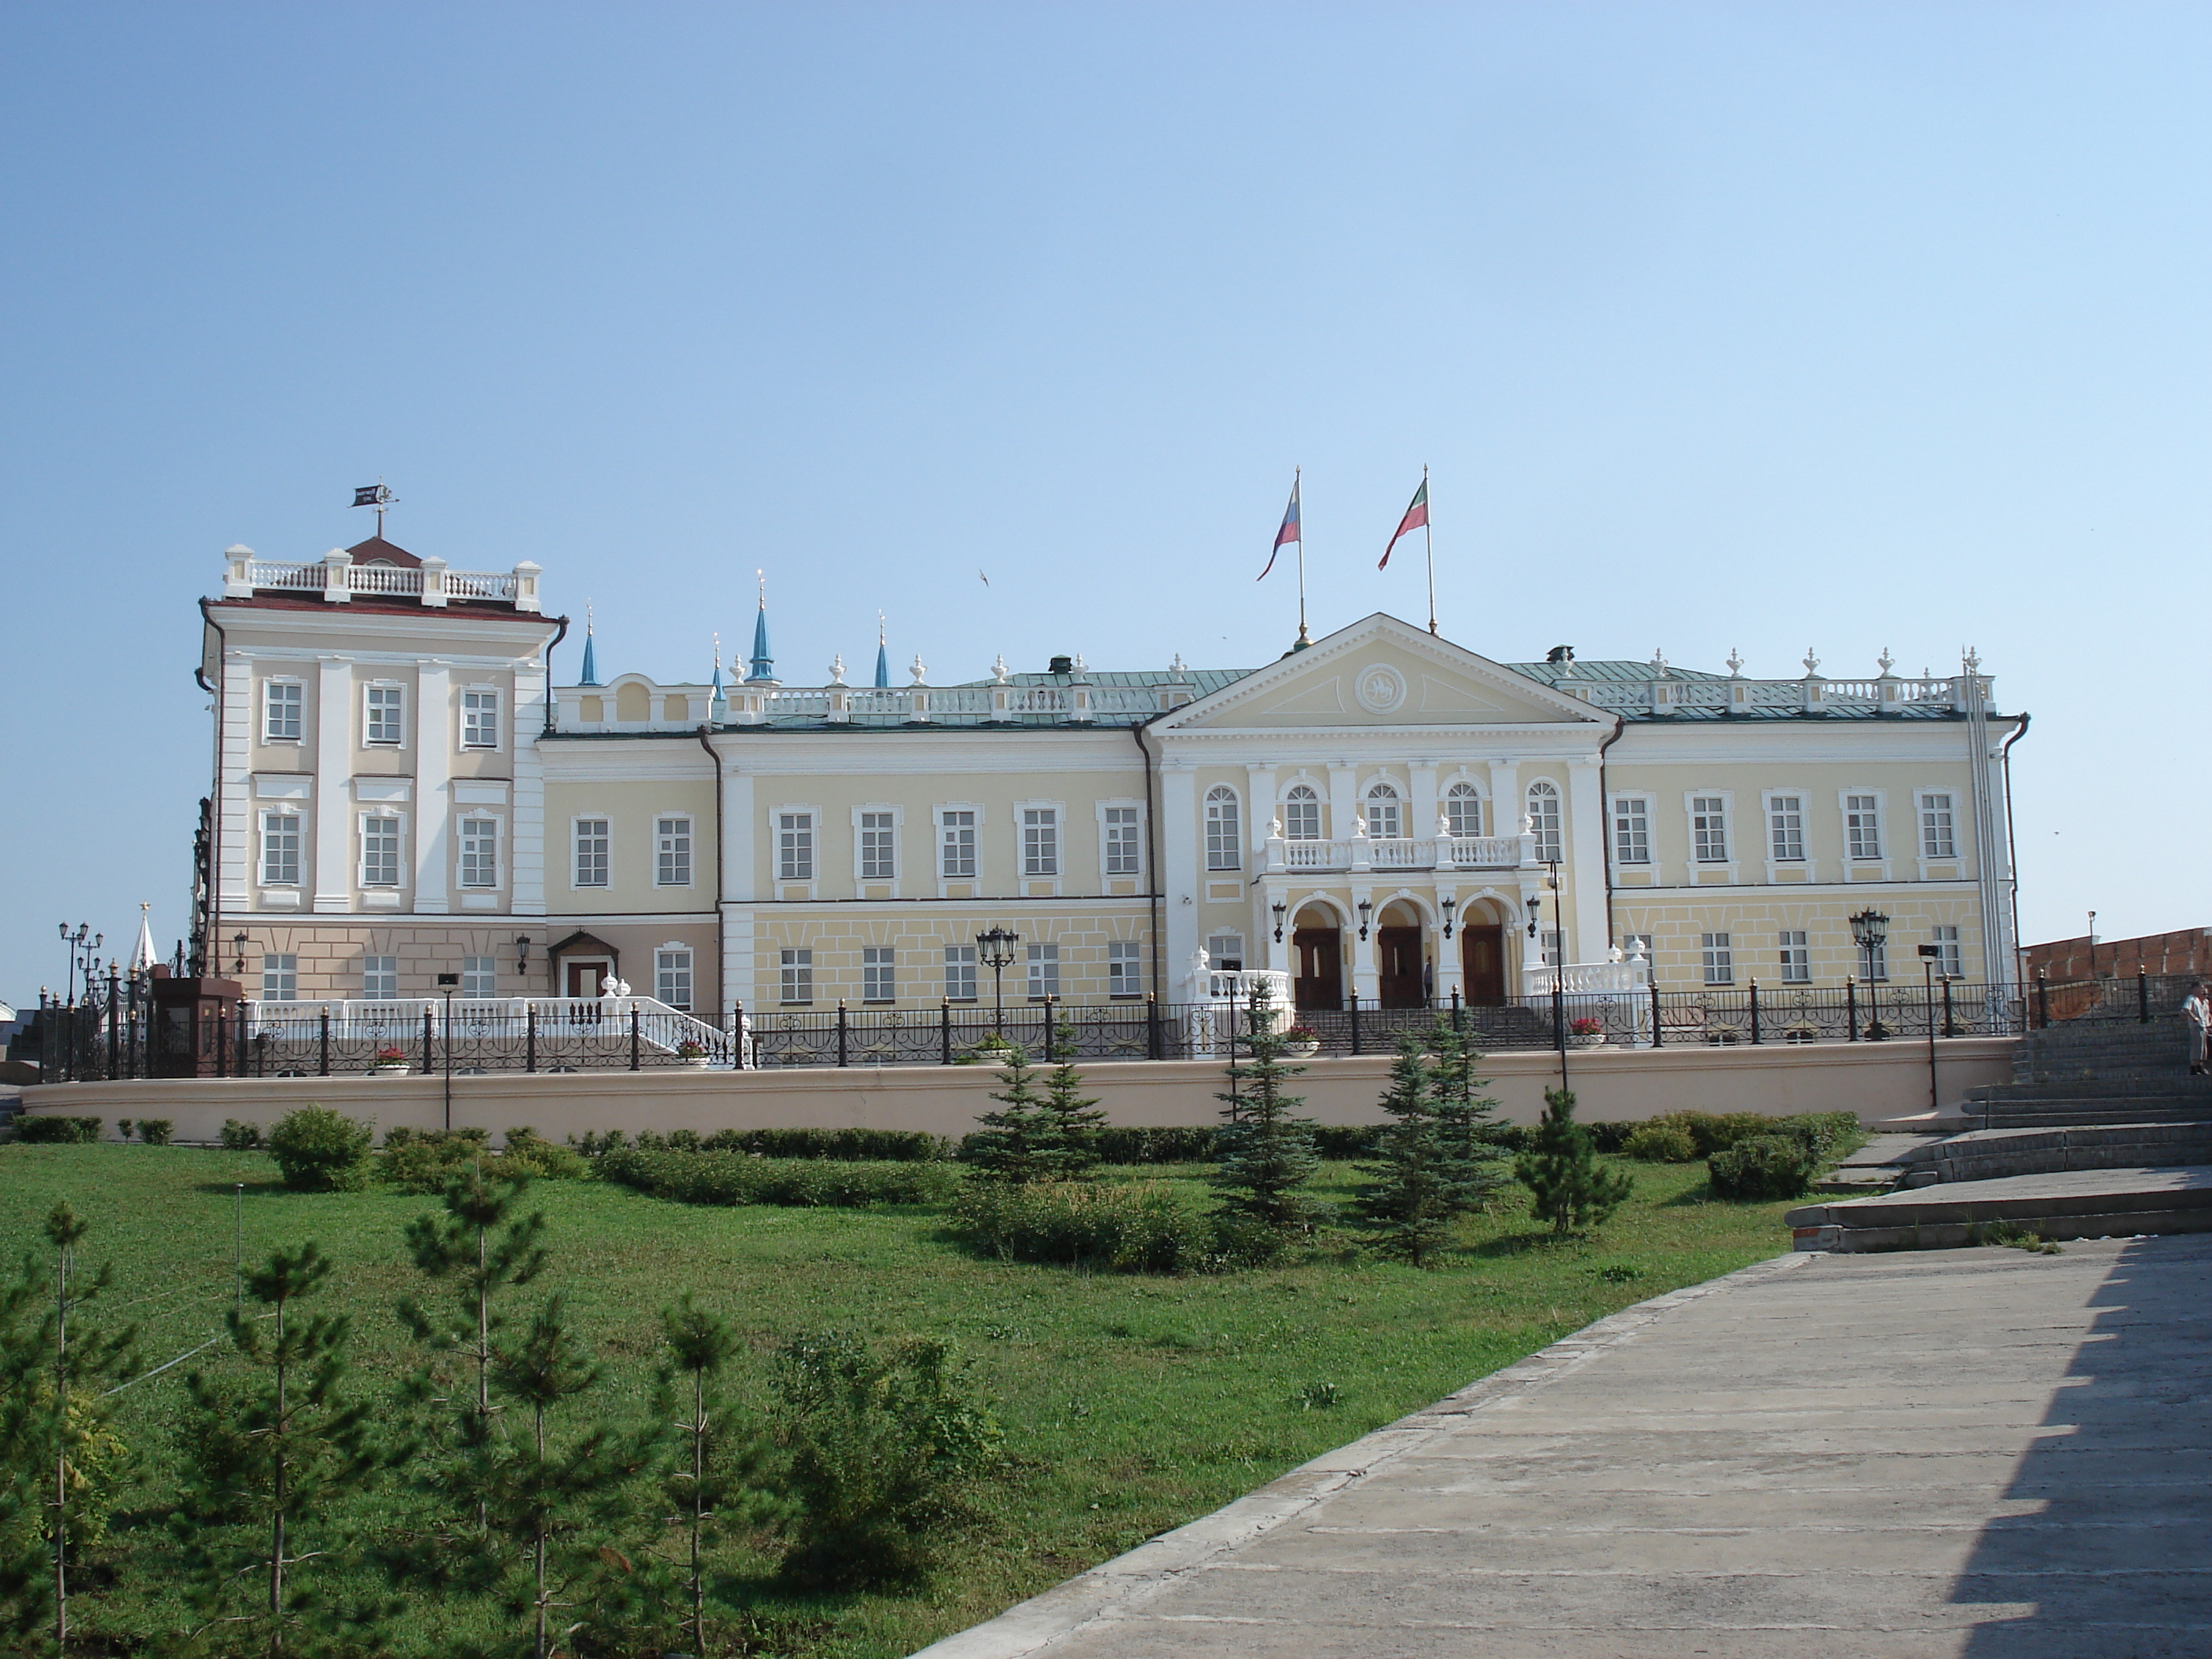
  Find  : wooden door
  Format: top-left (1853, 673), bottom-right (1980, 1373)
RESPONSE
top-left (565, 959), bottom-right (612, 998)
top-left (1377, 925), bottom-right (1425, 1008)
top-left (1292, 928), bottom-right (1342, 1012)
top-left (1462, 925), bottom-right (1506, 1006)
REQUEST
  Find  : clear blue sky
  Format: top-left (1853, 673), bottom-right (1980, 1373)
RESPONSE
top-left (4, 2), bottom-right (2206, 1002)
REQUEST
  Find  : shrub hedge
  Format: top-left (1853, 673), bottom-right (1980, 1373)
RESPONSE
top-left (951, 1180), bottom-right (1214, 1273)
top-left (15, 1115), bottom-right (102, 1144)
top-left (266, 1104), bottom-right (375, 1192)
top-left (599, 1149), bottom-right (961, 1208)
top-left (135, 1119), bottom-right (174, 1146)
top-left (573, 1126), bottom-right (952, 1163)
top-left (1708, 1133), bottom-right (1823, 1199)
top-left (219, 1119), bottom-right (264, 1151)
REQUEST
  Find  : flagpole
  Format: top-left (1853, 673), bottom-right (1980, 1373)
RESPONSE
top-left (1422, 463), bottom-right (1436, 635)
top-left (1294, 467), bottom-right (1309, 646)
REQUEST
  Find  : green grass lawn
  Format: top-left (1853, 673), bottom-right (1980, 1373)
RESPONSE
top-left (0, 1143), bottom-right (1804, 1657)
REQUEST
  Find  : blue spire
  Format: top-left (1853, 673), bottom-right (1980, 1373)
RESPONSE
top-left (745, 574), bottom-right (775, 683)
top-left (873, 613), bottom-right (890, 688)
top-left (579, 605), bottom-right (599, 686)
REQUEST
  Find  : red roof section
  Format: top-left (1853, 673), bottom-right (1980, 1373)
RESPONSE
top-left (346, 535), bottom-right (421, 568)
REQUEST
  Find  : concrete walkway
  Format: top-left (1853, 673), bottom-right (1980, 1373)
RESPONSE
top-left (918, 1237), bottom-right (2212, 1658)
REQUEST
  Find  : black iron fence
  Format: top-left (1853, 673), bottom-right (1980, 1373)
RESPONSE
top-left (2028, 971), bottom-right (2196, 1029)
top-left (29, 979), bottom-right (2034, 1085)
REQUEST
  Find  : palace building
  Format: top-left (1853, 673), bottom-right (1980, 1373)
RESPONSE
top-left (194, 535), bottom-right (2027, 1019)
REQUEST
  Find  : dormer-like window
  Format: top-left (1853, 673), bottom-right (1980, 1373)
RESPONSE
top-left (1284, 786), bottom-right (1322, 840)
top-left (1445, 782), bottom-right (1482, 838)
top-left (1364, 782), bottom-right (1401, 840)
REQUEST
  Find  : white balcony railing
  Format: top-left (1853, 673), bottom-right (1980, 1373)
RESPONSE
top-left (1268, 831), bottom-right (1533, 875)
top-left (225, 548), bottom-right (542, 613)
top-left (246, 995), bottom-right (726, 1053)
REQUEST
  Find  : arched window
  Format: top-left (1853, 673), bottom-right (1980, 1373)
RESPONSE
top-left (1526, 781), bottom-right (1562, 862)
top-left (1283, 785), bottom-right (1322, 840)
top-left (1445, 782), bottom-right (1483, 838)
top-left (1204, 785), bottom-right (1241, 870)
top-left (1364, 781), bottom-right (1401, 840)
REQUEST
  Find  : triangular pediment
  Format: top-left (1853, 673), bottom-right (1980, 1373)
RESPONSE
top-left (1155, 613), bottom-right (1610, 733)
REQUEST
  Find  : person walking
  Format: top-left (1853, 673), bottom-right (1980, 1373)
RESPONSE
top-left (2184, 982), bottom-right (2211, 1076)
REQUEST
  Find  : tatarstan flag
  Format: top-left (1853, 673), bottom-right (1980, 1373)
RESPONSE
top-left (1379, 477), bottom-right (1427, 569)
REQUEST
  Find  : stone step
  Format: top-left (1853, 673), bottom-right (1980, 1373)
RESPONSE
top-left (1974, 1105), bottom-right (2212, 1130)
top-left (1785, 1165), bottom-right (2212, 1252)
top-left (1899, 1122), bottom-right (2212, 1186)
top-left (1968, 1078), bottom-right (2212, 1101)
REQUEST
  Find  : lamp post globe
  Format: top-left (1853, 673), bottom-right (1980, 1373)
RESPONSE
top-left (975, 926), bottom-right (1020, 1035)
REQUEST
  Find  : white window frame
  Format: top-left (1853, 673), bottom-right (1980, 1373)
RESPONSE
top-left (363, 681), bottom-right (406, 748)
top-left (361, 954), bottom-right (398, 1000)
top-left (1107, 939), bottom-right (1143, 998)
top-left (571, 816), bottom-right (611, 888)
top-left (1363, 780), bottom-right (1402, 841)
top-left (1778, 930), bottom-right (1811, 984)
top-left (943, 944), bottom-right (978, 1003)
top-left (1443, 779), bottom-right (1484, 839)
top-left (1281, 782), bottom-right (1324, 841)
top-left (358, 811), bottom-right (405, 889)
top-left (461, 954), bottom-right (499, 999)
top-left (774, 805), bottom-right (820, 888)
top-left (1701, 932), bottom-right (1734, 986)
top-left (861, 946), bottom-right (895, 1004)
top-left (1841, 789), bottom-right (1885, 862)
top-left (1837, 786), bottom-right (1890, 878)
top-left (852, 804), bottom-right (902, 888)
top-left (1917, 789), bottom-right (1959, 863)
top-left (1932, 925), bottom-right (1962, 980)
top-left (1764, 791), bottom-right (1808, 869)
top-left (1203, 786), bottom-right (1240, 871)
top-left (1206, 932), bottom-right (1246, 971)
top-left (262, 678), bottom-right (303, 745)
top-left (654, 943), bottom-right (694, 1011)
top-left (655, 813), bottom-right (694, 888)
top-left (1025, 941), bottom-right (1060, 1001)
top-left (778, 947), bottom-right (814, 1005)
top-left (460, 685), bottom-right (501, 751)
top-left (1688, 793), bottom-right (1730, 865)
top-left (1017, 802), bottom-right (1061, 881)
top-left (936, 804), bottom-right (980, 886)
top-left (1610, 793), bottom-right (1652, 866)
top-left (1100, 799), bottom-right (1144, 879)
top-left (260, 952), bottom-right (298, 1002)
top-left (1526, 780), bottom-right (1563, 864)
top-left (457, 814), bottom-right (502, 890)
top-left (259, 809), bottom-right (303, 888)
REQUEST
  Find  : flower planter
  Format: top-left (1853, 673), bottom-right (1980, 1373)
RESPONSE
top-left (372, 1064), bottom-right (412, 1078)
top-left (1284, 1040), bottom-right (1321, 1058)
top-left (680, 1056), bottom-right (712, 1070)
top-left (1568, 1033), bottom-right (1606, 1049)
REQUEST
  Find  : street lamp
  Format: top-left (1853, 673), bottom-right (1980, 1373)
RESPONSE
top-left (1544, 860), bottom-right (1568, 1086)
top-left (232, 932), bottom-right (249, 978)
top-left (1355, 899), bottom-right (1372, 943)
top-left (976, 926), bottom-right (1020, 1035)
top-left (1271, 900), bottom-right (1287, 944)
top-left (1848, 910), bottom-right (1890, 982)
top-left (435, 972), bottom-right (460, 1131)
top-left (1440, 895), bottom-right (1456, 940)
top-left (1917, 943), bottom-right (1945, 1115)
top-left (1525, 895), bottom-right (1542, 939)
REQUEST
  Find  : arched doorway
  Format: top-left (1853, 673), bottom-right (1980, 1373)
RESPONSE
top-left (1459, 900), bottom-right (1507, 1007)
top-left (1376, 899), bottom-right (1427, 1009)
top-left (1291, 903), bottom-right (1343, 1012)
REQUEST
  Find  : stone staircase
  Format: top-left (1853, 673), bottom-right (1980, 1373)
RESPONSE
top-left (1959, 1012), bottom-right (2212, 1128)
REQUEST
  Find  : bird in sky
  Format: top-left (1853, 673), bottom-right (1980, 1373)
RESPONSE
top-left (979, 568), bottom-right (991, 588)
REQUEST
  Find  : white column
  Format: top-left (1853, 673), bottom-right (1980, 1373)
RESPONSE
top-left (311, 656), bottom-right (352, 913)
top-left (1409, 760), bottom-right (1439, 841)
top-left (1263, 878), bottom-right (1291, 974)
top-left (1160, 762), bottom-right (1201, 989)
top-left (1327, 763), bottom-right (1357, 842)
top-left (511, 654), bottom-right (548, 917)
top-left (1487, 759), bottom-right (1520, 835)
top-left (1350, 883), bottom-right (1378, 1004)
top-left (218, 650), bottom-right (253, 910)
top-left (1567, 757), bottom-right (1609, 962)
top-left (1244, 762), bottom-right (1276, 859)
top-left (1434, 884), bottom-right (1463, 1005)
top-left (414, 662), bottom-right (451, 914)
top-left (720, 762), bottom-right (756, 1011)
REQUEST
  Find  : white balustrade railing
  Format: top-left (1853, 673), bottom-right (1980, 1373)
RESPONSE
top-left (246, 561), bottom-right (324, 591)
top-left (247, 995), bottom-right (728, 1053)
top-left (1520, 958), bottom-right (1650, 998)
top-left (227, 552), bottom-right (541, 612)
top-left (348, 563), bottom-right (423, 595)
top-left (1269, 833), bottom-right (1531, 873)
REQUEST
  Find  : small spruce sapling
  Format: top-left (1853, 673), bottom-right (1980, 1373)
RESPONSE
top-left (965, 1047), bottom-right (1057, 1184)
top-left (1515, 1089), bottom-right (1635, 1236)
top-left (1038, 1022), bottom-right (1108, 1180)
top-left (1353, 1038), bottom-right (1451, 1265)
top-left (1210, 985), bottom-right (1324, 1245)
top-left (1426, 1019), bottom-right (1511, 1217)
top-left (652, 1295), bottom-right (777, 1656)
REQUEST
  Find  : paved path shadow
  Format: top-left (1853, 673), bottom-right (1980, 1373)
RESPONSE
top-left (917, 1238), bottom-right (2211, 1658)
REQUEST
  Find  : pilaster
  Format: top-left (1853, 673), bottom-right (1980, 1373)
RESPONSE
top-left (311, 656), bottom-right (352, 912)
top-left (1566, 757), bottom-right (1609, 961)
top-left (414, 662), bottom-right (451, 914)
top-left (511, 656), bottom-right (548, 916)
top-left (1160, 762), bottom-right (1200, 987)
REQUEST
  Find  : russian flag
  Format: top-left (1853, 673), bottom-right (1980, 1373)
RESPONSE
top-left (1258, 475), bottom-right (1300, 580)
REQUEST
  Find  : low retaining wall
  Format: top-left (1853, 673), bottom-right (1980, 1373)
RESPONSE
top-left (16, 1038), bottom-right (2016, 1145)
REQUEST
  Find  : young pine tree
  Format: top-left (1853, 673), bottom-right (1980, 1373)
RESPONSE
top-left (965, 1047), bottom-right (1057, 1184)
top-left (1037, 1022), bottom-right (1108, 1181)
top-left (1211, 986), bottom-right (1323, 1243)
top-left (172, 1241), bottom-right (386, 1657)
top-left (1426, 1019), bottom-right (1511, 1218)
top-left (1515, 1088), bottom-right (1635, 1236)
top-left (1353, 1037), bottom-right (1451, 1265)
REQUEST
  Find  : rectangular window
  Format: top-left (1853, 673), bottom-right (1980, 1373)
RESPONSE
top-left (458, 818), bottom-right (499, 888)
top-left (1106, 806), bottom-right (1142, 876)
top-left (573, 819), bottom-right (610, 887)
top-left (461, 688), bottom-right (500, 749)
top-left (1365, 793), bottom-right (1401, 840)
top-left (1022, 808), bottom-right (1059, 877)
top-left (261, 953), bottom-right (298, 1002)
top-left (364, 684), bottom-right (404, 745)
top-left (1108, 939), bottom-right (1142, 997)
top-left (361, 815), bottom-right (401, 888)
top-left (943, 945), bottom-right (977, 1002)
top-left (778, 948), bottom-right (814, 1005)
top-left (656, 947), bottom-right (693, 1010)
top-left (859, 812), bottom-right (896, 881)
top-left (1701, 932), bottom-right (1734, 985)
top-left (462, 954), bottom-right (497, 998)
top-left (862, 946), bottom-right (895, 1002)
top-left (1026, 941), bottom-right (1060, 1000)
top-left (1612, 797), bottom-right (1650, 865)
top-left (261, 811), bottom-right (301, 886)
top-left (1540, 929), bottom-right (1562, 969)
top-left (1846, 794), bottom-right (1882, 861)
top-left (939, 811), bottom-right (977, 879)
top-left (1691, 797), bottom-right (1729, 863)
top-left (1207, 932), bottom-right (1245, 972)
top-left (657, 816), bottom-right (692, 887)
top-left (1779, 930), bottom-right (1811, 983)
top-left (1933, 925), bottom-right (1962, 979)
top-left (1769, 796), bottom-right (1805, 862)
top-left (1283, 791), bottom-right (1322, 840)
top-left (264, 680), bottom-right (302, 743)
top-left (778, 813), bottom-right (815, 881)
top-left (361, 955), bottom-right (397, 1000)
top-left (1921, 793), bottom-right (1957, 859)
